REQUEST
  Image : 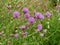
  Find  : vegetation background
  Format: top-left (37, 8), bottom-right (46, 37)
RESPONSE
top-left (0, 0), bottom-right (60, 45)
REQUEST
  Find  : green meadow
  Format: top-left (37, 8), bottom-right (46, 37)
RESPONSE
top-left (0, 0), bottom-right (60, 45)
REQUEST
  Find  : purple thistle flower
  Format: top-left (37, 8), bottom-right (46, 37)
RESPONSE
top-left (19, 25), bottom-right (26, 30)
top-left (37, 24), bottom-right (42, 31)
top-left (34, 12), bottom-right (44, 19)
top-left (14, 33), bottom-right (19, 38)
top-left (24, 13), bottom-right (30, 19)
top-left (13, 11), bottom-right (20, 18)
top-left (22, 7), bottom-right (29, 13)
top-left (43, 29), bottom-right (47, 33)
top-left (39, 14), bottom-right (44, 19)
top-left (34, 12), bottom-right (40, 18)
top-left (40, 33), bottom-right (44, 37)
top-left (45, 11), bottom-right (51, 18)
top-left (22, 32), bottom-right (27, 36)
top-left (28, 17), bottom-right (35, 23)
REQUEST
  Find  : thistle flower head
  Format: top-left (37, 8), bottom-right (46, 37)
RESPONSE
top-left (37, 24), bottom-right (42, 31)
top-left (22, 7), bottom-right (29, 13)
top-left (43, 29), bottom-right (47, 33)
top-left (38, 14), bottom-right (44, 19)
top-left (19, 25), bottom-right (26, 30)
top-left (13, 11), bottom-right (20, 18)
top-left (14, 33), bottom-right (19, 38)
top-left (45, 11), bottom-right (51, 18)
top-left (24, 13), bottom-right (30, 19)
top-left (22, 32), bottom-right (27, 36)
top-left (34, 12), bottom-right (44, 19)
top-left (28, 17), bottom-right (35, 23)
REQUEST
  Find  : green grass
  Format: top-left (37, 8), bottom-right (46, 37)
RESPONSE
top-left (0, 0), bottom-right (60, 45)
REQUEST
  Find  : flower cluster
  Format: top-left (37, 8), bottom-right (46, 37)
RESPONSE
top-left (11, 7), bottom-right (52, 38)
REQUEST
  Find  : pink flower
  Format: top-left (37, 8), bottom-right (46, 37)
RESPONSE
top-left (22, 32), bottom-right (27, 36)
top-left (34, 12), bottom-right (40, 18)
top-left (37, 24), bottom-right (42, 31)
top-left (13, 11), bottom-right (20, 18)
top-left (19, 25), bottom-right (26, 30)
top-left (28, 17), bottom-right (35, 23)
top-left (45, 11), bottom-right (51, 18)
top-left (22, 7), bottom-right (29, 13)
top-left (0, 32), bottom-right (2, 35)
top-left (39, 14), bottom-right (44, 19)
top-left (34, 12), bottom-right (44, 19)
top-left (24, 13), bottom-right (30, 19)
top-left (43, 29), bottom-right (47, 33)
top-left (14, 33), bottom-right (19, 38)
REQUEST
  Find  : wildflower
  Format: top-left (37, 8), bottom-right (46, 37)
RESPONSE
top-left (37, 24), bottom-right (42, 31)
top-left (43, 29), bottom-right (47, 33)
top-left (34, 12), bottom-right (40, 18)
top-left (0, 32), bottom-right (2, 35)
top-left (19, 25), bottom-right (26, 30)
top-left (13, 11), bottom-right (20, 18)
top-left (22, 32), bottom-right (27, 36)
top-left (14, 33), bottom-right (19, 38)
top-left (28, 17), bottom-right (35, 23)
top-left (38, 14), bottom-right (44, 19)
top-left (24, 13), bottom-right (30, 19)
top-left (22, 7), bottom-right (29, 13)
top-left (40, 33), bottom-right (44, 37)
top-left (45, 11), bottom-right (51, 18)
top-left (34, 12), bottom-right (44, 19)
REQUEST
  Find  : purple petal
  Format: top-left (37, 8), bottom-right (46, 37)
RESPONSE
top-left (28, 17), bottom-right (35, 23)
top-left (45, 11), bottom-right (51, 18)
top-left (34, 12), bottom-right (44, 19)
top-left (14, 33), bottom-right (19, 38)
top-left (22, 7), bottom-right (29, 13)
top-left (19, 25), bottom-right (26, 30)
top-left (37, 24), bottom-right (42, 31)
top-left (22, 32), bottom-right (27, 36)
top-left (24, 13), bottom-right (30, 19)
top-left (13, 11), bottom-right (20, 18)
